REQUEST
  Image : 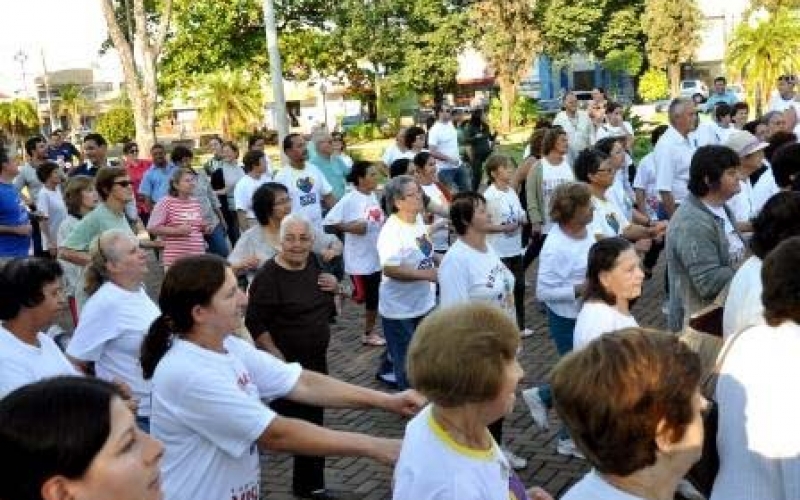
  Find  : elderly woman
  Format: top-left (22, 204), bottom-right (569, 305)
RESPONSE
top-left (573, 237), bottom-right (643, 350)
top-left (147, 167), bottom-right (207, 268)
top-left (554, 329), bottom-right (706, 500)
top-left (211, 141), bottom-right (245, 244)
top-left (712, 236), bottom-right (800, 499)
top-left (143, 254), bottom-right (421, 500)
top-left (723, 192), bottom-right (800, 338)
top-left (377, 175), bottom-right (438, 391)
top-left (0, 377), bottom-right (164, 500)
top-left (66, 229), bottom-right (159, 431)
top-left (523, 182), bottom-right (595, 458)
top-left (229, 182), bottom-right (341, 283)
top-left (244, 214), bottom-right (346, 497)
top-left (394, 303), bottom-right (553, 500)
top-left (666, 145), bottom-right (744, 332)
top-left (0, 258), bottom-right (76, 397)
top-left (324, 161), bottom-right (386, 346)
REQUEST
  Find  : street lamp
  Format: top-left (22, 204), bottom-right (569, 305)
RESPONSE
top-left (14, 50), bottom-right (28, 97)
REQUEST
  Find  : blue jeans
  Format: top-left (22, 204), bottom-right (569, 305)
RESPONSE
top-left (543, 307), bottom-right (576, 440)
top-left (381, 314), bottom-right (426, 390)
top-left (438, 166), bottom-right (469, 193)
top-left (204, 223), bottom-right (230, 258)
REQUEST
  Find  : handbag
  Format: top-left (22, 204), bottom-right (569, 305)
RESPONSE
top-left (684, 328), bottom-right (746, 497)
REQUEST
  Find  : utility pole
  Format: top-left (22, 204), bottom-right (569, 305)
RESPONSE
top-left (262, 0), bottom-right (289, 152)
top-left (40, 49), bottom-right (56, 135)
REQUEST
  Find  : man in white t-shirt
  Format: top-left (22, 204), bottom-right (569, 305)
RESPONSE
top-left (272, 133), bottom-right (335, 231)
top-left (234, 150), bottom-right (270, 231)
top-left (553, 91), bottom-right (592, 162)
top-left (768, 74), bottom-right (800, 136)
top-left (695, 102), bottom-right (733, 147)
top-left (381, 127), bottom-right (410, 175)
top-left (428, 105), bottom-right (468, 192)
top-left (655, 98), bottom-right (698, 217)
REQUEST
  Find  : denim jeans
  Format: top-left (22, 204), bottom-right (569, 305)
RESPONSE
top-left (136, 416), bottom-right (150, 433)
top-left (204, 223), bottom-right (230, 258)
top-left (543, 307), bottom-right (576, 440)
top-left (381, 314), bottom-right (426, 390)
top-left (438, 166), bottom-right (469, 193)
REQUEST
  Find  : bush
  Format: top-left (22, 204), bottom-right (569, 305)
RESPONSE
top-left (639, 68), bottom-right (670, 102)
top-left (95, 106), bottom-right (135, 145)
top-left (486, 96), bottom-right (540, 130)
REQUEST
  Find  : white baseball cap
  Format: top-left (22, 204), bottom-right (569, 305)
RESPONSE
top-left (724, 130), bottom-right (769, 157)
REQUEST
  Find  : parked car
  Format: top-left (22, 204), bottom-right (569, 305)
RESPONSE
top-left (680, 79), bottom-right (709, 104)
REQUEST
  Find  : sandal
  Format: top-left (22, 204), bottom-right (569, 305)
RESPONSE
top-left (362, 333), bottom-right (386, 346)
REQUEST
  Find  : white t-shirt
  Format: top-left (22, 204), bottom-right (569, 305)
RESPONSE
top-left (655, 126), bottom-right (697, 205)
top-left (393, 405), bottom-right (525, 500)
top-left (590, 195), bottom-right (630, 240)
top-left (768, 93), bottom-right (800, 136)
top-left (751, 165), bottom-right (779, 214)
top-left (726, 179), bottom-right (755, 224)
top-left (272, 163), bottom-right (333, 229)
top-left (438, 239), bottom-right (516, 320)
top-left (562, 470), bottom-right (646, 500)
top-left (233, 173), bottom-right (270, 218)
top-left (152, 336), bottom-right (302, 500)
top-left (484, 184), bottom-right (524, 258)
top-left (428, 121), bottom-right (460, 171)
top-left (540, 157), bottom-right (575, 233)
top-left (704, 203), bottom-right (746, 266)
top-left (36, 185), bottom-right (67, 249)
top-left (536, 224), bottom-right (595, 319)
top-left (633, 152), bottom-right (661, 220)
top-left (323, 190), bottom-right (384, 275)
top-left (0, 326), bottom-right (78, 397)
top-left (596, 122), bottom-right (634, 143)
top-left (722, 255), bottom-right (764, 339)
top-left (377, 214), bottom-right (436, 319)
top-left (553, 110), bottom-right (592, 159)
top-left (712, 322), bottom-right (800, 500)
top-left (67, 282), bottom-right (160, 417)
top-left (573, 302), bottom-right (638, 351)
top-left (420, 183), bottom-right (449, 252)
top-left (695, 121), bottom-right (731, 147)
top-left (382, 144), bottom-right (409, 167)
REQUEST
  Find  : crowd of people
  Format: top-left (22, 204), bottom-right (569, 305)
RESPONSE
top-left (2, 75), bottom-right (800, 500)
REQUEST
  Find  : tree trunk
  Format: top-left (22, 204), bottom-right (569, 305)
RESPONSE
top-left (499, 81), bottom-right (516, 133)
top-left (668, 63), bottom-right (681, 98)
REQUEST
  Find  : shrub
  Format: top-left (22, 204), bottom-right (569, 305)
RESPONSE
top-left (639, 68), bottom-right (670, 102)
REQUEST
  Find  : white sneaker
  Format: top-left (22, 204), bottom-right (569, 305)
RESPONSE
top-left (520, 328), bottom-right (534, 338)
top-left (501, 447), bottom-right (527, 470)
top-left (522, 387), bottom-right (549, 430)
top-left (556, 437), bottom-right (585, 459)
top-left (661, 301), bottom-right (669, 315)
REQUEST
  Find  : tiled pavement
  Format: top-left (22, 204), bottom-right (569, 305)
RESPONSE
top-left (259, 260), bottom-right (669, 500)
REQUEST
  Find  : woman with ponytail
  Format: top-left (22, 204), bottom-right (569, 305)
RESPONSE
top-left (142, 254), bottom-right (424, 500)
top-left (67, 228), bottom-right (159, 431)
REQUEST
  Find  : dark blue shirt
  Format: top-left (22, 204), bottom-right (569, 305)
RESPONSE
top-left (47, 142), bottom-right (81, 164)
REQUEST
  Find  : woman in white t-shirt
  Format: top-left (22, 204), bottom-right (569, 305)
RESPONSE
top-left (140, 255), bottom-right (424, 500)
top-left (573, 238), bottom-right (643, 351)
top-left (394, 303), bottom-right (553, 500)
top-left (483, 154), bottom-right (530, 336)
top-left (324, 161), bottom-right (386, 346)
top-left (377, 175), bottom-right (438, 390)
top-left (0, 258), bottom-right (77, 398)
top-left (35, 161), bottom-right (67, 257)
top-left (413, 152), bottom-right (451, 253)
top-left (67, 229), bottom-right (159, 431)
top-left (524, 182), bottom-right (595, 459)
top-left (553, 329), bottom-right (706, 500)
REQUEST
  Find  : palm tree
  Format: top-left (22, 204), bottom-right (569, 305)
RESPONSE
top-left (54, 84), bottom-right (93, 138)
top-left (0, 99), bottom-right (40, 151)
top-left (196, 71), bottom-right (263, 140)
top-left (726, 9), bottom-right (800, 116)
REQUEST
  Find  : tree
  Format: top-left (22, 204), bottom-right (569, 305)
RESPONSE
top-left (54, 84), bottom-right (93, 139)
top-left (638, 68), bottom-right (670, 101)
top-left (0, 99), bottom-right (40, 150)
top-left (726, 9), bottom-right (800, 115)
top-left (749, 0), bottom-right (800, 12)
top-left (470, 0), bottom-right (542, 132)
top-left (196, 71), bottom-right (264, 140)
top-left (641, 0), bottom-right (703, 97)
top-left (100, 0), bottom-right (173, 154)
top-left (96, 104), bottom-right (135, 145)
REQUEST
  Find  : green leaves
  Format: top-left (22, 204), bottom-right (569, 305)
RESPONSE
top-left (195, 70), bottom-right (264, 139)
top-left (96, 105), bottom-right (136, 144)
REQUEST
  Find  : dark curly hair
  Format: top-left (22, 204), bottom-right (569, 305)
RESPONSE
top-left (762, 236), bottom-right (800, 326)
top-left (750, 192), bottom-right (800, 260)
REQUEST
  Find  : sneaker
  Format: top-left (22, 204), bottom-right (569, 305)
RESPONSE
top-left (556, 437), bottom-right (585, 459)
top-left (520, 328), bottom-right (534, 338)
top-left (501, 447), bottom-right (527, 470)
top-left (661, 301), bottom-right (669, 315)
top-left (522, 387), bottom-right (549, 430)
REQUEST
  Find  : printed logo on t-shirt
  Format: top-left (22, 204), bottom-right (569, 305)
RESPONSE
top-left (365, 206), bottom-right (383, 224)
top-left (605, 212), bottom-right (620, 234)
top-left (230, 480), bottom-right (259, 500)
top-left (296, 176), bottom-right (318, 207)
top-left (416, 234), bottom-right (435, 270)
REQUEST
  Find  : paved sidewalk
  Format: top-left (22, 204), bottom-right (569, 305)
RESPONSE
top-left (261, 261), bottom-right (668, 499)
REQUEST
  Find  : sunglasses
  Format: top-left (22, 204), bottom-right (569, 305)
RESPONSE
top-left (113, 180), bottom-right (133, 187)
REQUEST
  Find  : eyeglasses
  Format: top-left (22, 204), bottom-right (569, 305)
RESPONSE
top-left (113, 180), bottom-right (133, 187)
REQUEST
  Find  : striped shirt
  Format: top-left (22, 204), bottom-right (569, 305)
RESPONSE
top-left (147, 196), bottom-right (205, 266)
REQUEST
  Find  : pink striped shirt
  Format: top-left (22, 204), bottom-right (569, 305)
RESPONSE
top-left (148, 196), bottom-right (205, 265)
